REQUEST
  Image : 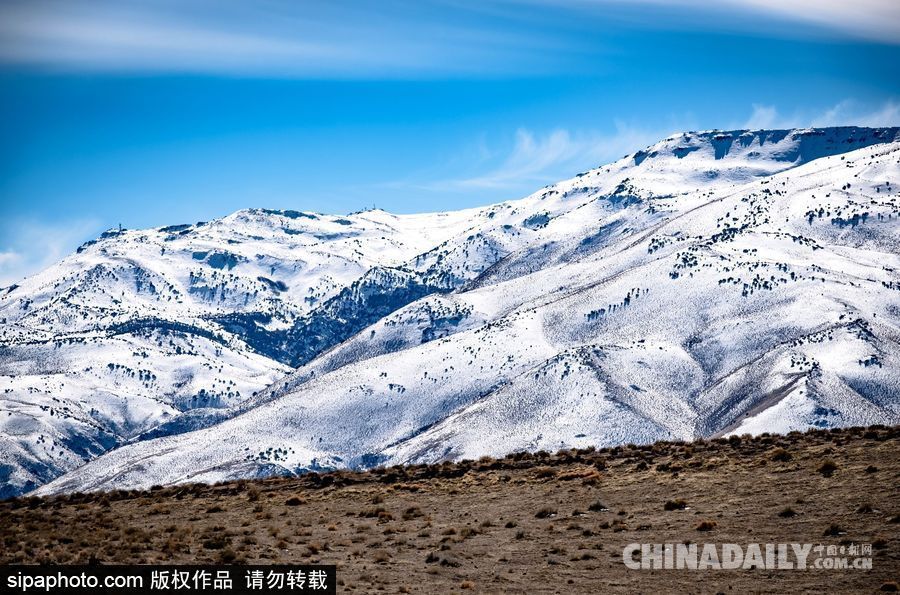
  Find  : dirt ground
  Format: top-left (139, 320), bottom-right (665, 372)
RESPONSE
top-left (2, 426), bottom-right (898, 593)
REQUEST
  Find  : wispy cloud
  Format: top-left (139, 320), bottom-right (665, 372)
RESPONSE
top-left (451, 125), bottom-right (664, 189)
top-left (389, 100), bottom-right (899, 199)
top-left (453, 128), bottom-right (593, 189)
top-left (390, 122), bottom-right (677, 194)
top-left (0, 218), bottom-right (101, 286)
top-left (0, 0), bottom-right (560, 77)
top-left (0, 0), bottom-right (895, 77)
top-left (532, 0), bottom-right (900, 44)
top-left (0, 251), bottom-right (21, 268)
top-left (720, 0), bottom-right (900, 44)
top-left (742, 99), bottom-right (900, 129)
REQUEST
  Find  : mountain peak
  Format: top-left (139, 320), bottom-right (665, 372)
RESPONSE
top-left (632, 125), bottom-right (900, 167)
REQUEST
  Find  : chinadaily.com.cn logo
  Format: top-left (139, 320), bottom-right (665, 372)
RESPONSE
top-left (622, 543), bottom-right (874, 570)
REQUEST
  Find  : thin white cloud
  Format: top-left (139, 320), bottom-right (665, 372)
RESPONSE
top-left (0, 251), bottom-right (22, 268)
top-left (402, 122), bottom-right (674, 193)
top-left (0, 0), bottom-right (895, 77)
top-left (810, 100), bottom-right (900, 127)
top-left (0, 218), bottom-right (101, 287)
top-left (536, 0), bottom-right (900, 44)
top-left (722, 0), bottom-right (900, 44)
top-left (0, 14), bottom-right (343, 69)
top-left (742, 100), bottom-right (900, 129)
top-left (0, 0), bottom-right (560, 76)
top-left (743, 104), bottom-right (780, 130)
top-left (458, 128), bottom-right (588, 189)
top-left (393, 101), bottom-right (898, 198)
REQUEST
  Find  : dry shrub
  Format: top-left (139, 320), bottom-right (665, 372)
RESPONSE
top-left (664, 499), bottom-right (688, 511)
top-left (817, 460), bottom-right (838, 477)
top-left (533, 467), bottom-right (556, 479)
top-left (770, 448), bottom-right (792, 462)
top-left (372, 550), bottom-right (390, 563)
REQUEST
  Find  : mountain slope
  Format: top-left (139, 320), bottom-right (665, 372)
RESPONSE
top-left (27, 126), bottom-right (900, 495)
top-left (0, 205), bottom-right (494, 497)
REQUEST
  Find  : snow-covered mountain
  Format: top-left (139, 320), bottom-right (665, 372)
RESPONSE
top-left (0, 206), bottom-right (493, 497)
top-left (3, 126), bottom-right (899, 497)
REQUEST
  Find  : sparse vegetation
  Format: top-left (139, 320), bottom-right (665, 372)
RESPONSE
top-left (770, 447), bottom-right (792, 462)
top-left (664, 499), bottom-right (688, 511)
top-left (588, 500), bottom-right (608, 512)
top-left (0, 426), bottom-right (896, 592)
top-left (818, 460), bottom-right (839, 477)
top-left (533, 466), bottom-right (556, 479)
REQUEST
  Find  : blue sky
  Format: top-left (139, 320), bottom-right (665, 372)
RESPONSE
top-left (1, 0), bottom-right (899, 284)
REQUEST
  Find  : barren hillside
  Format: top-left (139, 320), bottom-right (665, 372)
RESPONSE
top-left (3, 425), bottom-right (898, 593)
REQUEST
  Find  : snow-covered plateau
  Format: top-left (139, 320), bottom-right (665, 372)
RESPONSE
top-left (2, 126), bottom-right (898, 497)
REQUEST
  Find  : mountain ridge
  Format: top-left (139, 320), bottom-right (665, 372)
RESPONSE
top-left (2, 126), bottom-right (898, 497)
